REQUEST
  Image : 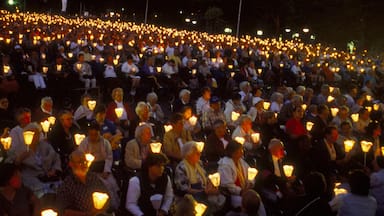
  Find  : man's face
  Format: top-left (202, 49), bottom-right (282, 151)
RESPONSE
top-left (113, 90), bottom-right (123, 102)
top-left (19, 112), bottom-right (31, 126)
top-left (149, 163), bottom-right (165, 179)
top-left (326, 129), bottom-right (339, 143)
top-left (215, 124), bottom-right (227, 138)
top-left (60, 113), bottom-right (73, 129)
top-left (88, 129), bottom-right (100, 143)
top-left (271, 145), bottom-right (285, 159)
top-left (43, 101), bottom-right (53, 113)
top-left (70, 154), bottom-right (89, 178)
top-left (140, 127), bottom-right (152, 145)
top-left (241, 119), bottom-right (252, 133)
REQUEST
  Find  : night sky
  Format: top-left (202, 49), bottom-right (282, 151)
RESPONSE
top-left (2, 0), bottom-right (384, 50)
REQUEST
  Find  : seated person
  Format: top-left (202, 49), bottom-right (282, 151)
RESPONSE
top-left (73, 94), bottom-right (94, 131)
top-left (226, 189), bottom-right (267, 216)
top-left (7, 122), bottom-right (62, 198)
top-left (232, 115), bottom-right (260, 152)
top-left (0, 163), bottom-right (40, 216)
top-left (57, 150), bottom-right (111, 216)
top-left (124, 123), bottom-right (152, 171)
top-left (126, 153), bottom-right (174, 216)
top-left (32, 96), bottom-right (54, 123)
top-left (73, 52), bottom-right (96, 89)
top-left (205, 119), bottom-right (231, 164)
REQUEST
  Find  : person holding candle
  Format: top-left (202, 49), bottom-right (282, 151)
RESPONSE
top-left (7, 122), bottom-right (62, 198)
top-left (174, 141), bottom-right (225, 214)
top-left (202, 96), bottom-right (226, 134)
top-left (195, 87), bottom-right (211, 117)
top-left (181, 106), bottom-right (201, 137)
top-left (173, 89), bottom-right (192, 113)
top-left (205, 119), bottom-right (231, 165)
top-left (57, 150), bottom-right (111, 216)
top-left (121, 55), bottom-right (140, 97)
top-left (352, 108), bottom-right (370, 135)
top-left (73, 94), bottom-right (95, 131)
top-left (218, 141), bottom-right (253, 208)
top-left (224, 93), bottom-right (246, 128)
top-left (278, 95), bottom-right (303, 125)
top-left (74, 52), bottom-right (96, 89)
top-left (78, 122), bottom-right (120, 210)
top-left (231, 115), bottom-right (260, 152)
top-left (0, 163), bottom-right (40, 216)
top-left (146, 92), bottom-right (165, 123)
top-left (125, 153), bottom-right (174, 216)
top-left (285, 106), bottom-right (307, 139)
top-left (331, 105), bottom-right (351, 129)
top-left (9, 108), bottom-right (32, 152)
top-left (32, 96), bottom-right (54, 123)
top-left (336, 121), bottom-right (358, 154)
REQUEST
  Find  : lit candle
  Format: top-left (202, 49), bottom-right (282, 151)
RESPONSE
top-left (283, 165), bottom-right (294, 177)
top-left (330, 108), bottom-right (339, 117)
top-left (365, 106), bottom-right (372, 113)
top-left (234, 137), bottom-right (245, 145)
top-left (42, 66), bottom-right (48, 74)
top-left (351, 113), bottom-right (359, 122)
top-left (188, 116), bottom-right (197, 126)
top-left (156, 67), bottom-right (162, 73)
top-left (92, 192), bottom-right (109, 210)
top-left (150, 142), bottom-right (162, 153)
top-left (48, 116), bottom-right (56, 125)
top-left (192, 69), bottom-right (197, 75)
top-left (87, 100), bottom-right (97, 111)
top-left (40, 120), bottom-right (50, 133)
top-left (56, 64), bottom-right (62, 72)
top-left (114, 108), bottom-right (124, 119)
top-left (247, 167), bottom-right (258, 181)
top-left (41, 209), bottom-right (58, 216)
top-left (329, 86), bottom-right (334, 93)
top-left (301, 104), bottom-right (307, 111)
top-left (231, 111), bottom-right (240, 121)
top-left (257, 68), bottom-right (262, 75)
top-left (334, 188), bottom-right (348, 196)
top-left (41, 53), bottom-right (46, 60)
top-left (211, 58), bottom-right (216, 63)
top-left (68, 52), bottom-right (73, 58)
top-left (3, 65), bottom-right (10, 74)
top-left (381, 146), bottom-right (384, 156)
top-left (366, 95), bottom-right (372, 101)
top-left (228, 65), bottom-right (233, 69)
top-left (344, 140), bottom-right (355, 153)
top-left (74, 134), bottom-right (86, 146)
top-left (208, 172), bottom-right (220, 187)
top-left (306, 122), bottom-right (314, 131)
top-left (85, 153), bottom-right (95, 167)
top-left (251, 133), bottom-right (260, 143)
top-left (164, 125), bottom-right (173, 133)
top-left (327, 96), bottom-right (335, 103)
top-left (0, 137), bottom-right (12, 150)
top-left (373, 104), bottom-right (380, 111)
top-left (76, 63), bottom-right (82, 71)
top-left (195, 202), bottom-right (207, 216)
top-left (360, 141), bottom-right (373, 153)
top-left (23, 131), bottom-right (35, 151)
top-left (195, 142), bottom-right (204, 152)
top-left (263, 101), bottom-right (271, 110)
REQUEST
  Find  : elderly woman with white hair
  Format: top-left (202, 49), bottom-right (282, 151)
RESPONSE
top-left (146, 92), bottom-right (164, 123)
top-left (239, 81), bottom-right (252, 109)
top-left (173, 89), bottom-right (192, 113)
top-left (174, 141), bottom-right (225, 212)
top-left (270, 92), bottom-right (284, 113)
top-left (232, 115), bottom-right (260, 151)
top-left (7, 122), bottom-right (62, 198)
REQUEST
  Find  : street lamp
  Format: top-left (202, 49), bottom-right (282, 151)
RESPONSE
top-left (285, 28), bottom-right (291, 33)
top-left (8, 0), bottom-right (15, 5)
top-left (185, 18), bottom-right (191, 23)
top-left (256, 30), bottom-right (263, 36)
top-left (236, 0), bottom-right (243, 38)
top-left (192, 20), bottom-right (197, 25)
top-left (303, 28), bottom-right (310, 33)
top-left (144, 0), bottom-right (149, 24)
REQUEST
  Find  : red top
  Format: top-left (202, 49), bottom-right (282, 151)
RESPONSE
top-left (285, 118), bottom-right (307, 137)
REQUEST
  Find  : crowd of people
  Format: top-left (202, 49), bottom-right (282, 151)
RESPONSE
top-left (0, 9), bottom-right (384, 216)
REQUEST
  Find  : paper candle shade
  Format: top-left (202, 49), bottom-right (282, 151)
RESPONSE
top-left (251, 133), bottom-right (260, 143)
top-left (381, 146), bottom-right (384, 156)
top-left (365, 106), bottom-right (372, 113)
top-left (228, 65), bottom-right (233, 69)
top-left (195, 202), bottom-right (207, 216)
top-left (68, 52), bottom-right (73, 58)
top-left (41, 120), bottom-right (50, 133)
top-left (248, 167), bottom-right (258, 181)
top-left (366, 95), bottom-right (372, 101)
top-left (192, 69), bottom-right (197, 75)
top-left (208, 172), bottom-right (220, 187)
top-left (164, 125), bottom-right (173, 133)
top-left (114, 108), bottom-right (124, 119)
top-left (92, 192), bottom-right (109, 210)
top-left (85, 153), bottom-right (95, 167)
top-left (74, 134), bottom-right (86, 146)
top-left (156, 67), bottom-right (162, 73)
top-left (3, 66), bottom-right (10, 74)
top-left (329, 86), bottom-right (334, 93)
top-left (189, 116), bottom-right (197, 126)
top-left (231, 111), bottom-right (240, 121)
top-left (330, 108), bottom-right (339, 117)
top-left (344, 140), bottom-right (355, 153)
top-left (351, 113), bottom-right (359, 122)
top-left (42, 66), bottom-right (48, 73)
top-left (334, 188), bottom-right (348, 196)
top-left (373, 104), bottom-right (380, 111)
top-left (150, 194), bottom-right (163, 210)
top-left (301, 104), bottom-right (307, 111)
top-left (306, 122), bottom-right (314, 131)
top-left (195, 142), bottom-right (204, 152)
top-left (87, 100), bottom-right (97, 111)
top-left (263, 101), bottom-right (271, 110)
top-left (360, 141), bottom-right (373, 153)
top-left (234, 137), bottom-right (245, 145)
top-left (0, 137), bottom-right (12, 150)
top-left (56, 65), bottom-right (62, 72)
top-left (150, 142), bottom-right (162, 153)
top-left (327, 96), bottom-right (335, 103)
top-left (283, 165), bottom-right (294, 177)
top-left (41, 209), bottom-right (58, 216)
top-left (23, 131), bottom-right (35, 145)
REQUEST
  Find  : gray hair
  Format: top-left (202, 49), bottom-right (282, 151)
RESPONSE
top-left (270, 92), bottom-right (283, 102)
top-left (41, 96), bottom-right (53, 106)
top-left (23, 122), bottom-right (42, 133)
top-left (268, 138), bottom-right (283, 150)
top-left (181, 141), bottom-right (198, 158)
top-left (134, 123), bottom-right (152, 140)
top-left (179, 89), bottom-right (191, 99)
top-left (296, 86), bottom-right (306, 95)
top-left (146, 92), bottom-right (158, 103)
top-left (135, 101), bottom-right (149, 118)
top-left (239, 81), bottom-right (250, 91)
top-left (239, 114), bottom-right (252, 125)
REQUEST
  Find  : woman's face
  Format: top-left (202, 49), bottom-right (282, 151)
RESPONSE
top-left (187, 148), bottom-right (201, 165)
top-left (183, 108), bottom-right (192, 120)
top-left (113, 90), bottom-right (123, 102)
top-left (232, 148), bottom-right (243, 162)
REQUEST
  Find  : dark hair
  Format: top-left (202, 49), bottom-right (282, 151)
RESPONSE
top-left (348, 170), bottom-right (370, 196)
top-left (169, 113), bottom-right (183, 125)
top-left (317, 104), bottom-right (329, 115)
top-left (142, 153), bottom-right (169, 171)
top-left (376, 156), bottom-right (384, 169)
top-left (365, 122), bottom-right (380, 137)
top-left (201, 86), bottom-right (211, 95)
top-left (88, 121), bottom-right (100, 131)
top-left (94, 104), bottom-right (107, 115)
top-left (303, 172), bottom-right (327, 197)
top-left (324, 126), bottom-right (337, 136)
top-left (225, 141), bottom-right (243, 157)
top-left (242, 189), bottom-right (261, 215)
top-left (14, 107), bottom-right (31, 119)
top-left (231, 93), bottom-right (242, 101)
top-left (0, 163), bottom-right (18, 187)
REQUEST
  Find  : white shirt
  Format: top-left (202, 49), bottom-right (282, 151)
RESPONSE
top-left (104, 64), bottom-right (117, 78)
top-left (126, 176), bottom-right (174, 216)
top-left (324, 139), bottom-right (337, 161)
top-left (161, 63), bottom-right (177, 77)
top-left (115, 101), bottom-right (128, 120)
top-left (121, 62), bottom-right (139, 76)
top-left (338, 193), bottom-right (377, 216)
top-left (196, 97), bottom-right (210, 116)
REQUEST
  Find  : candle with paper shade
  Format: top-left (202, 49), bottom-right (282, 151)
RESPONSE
top-left (74, 134), bottom-right (86, 146)
top-left (301, 104), bottom-right (307, 111)
top-left (195, 142), bottom-right (204, 152)
top-left (329, 86), bottom-right (335, 93)
top-left (231, 111), bottom-right (240, 121)
top-left (192, 69), bottom-right (197, 75)
top-left (41, 209), bottom-right (58, 216)
top-left (283, 165), bottom-right (294, 177)
top-left (351, 113), bottom-right (359, 122)
top-left (263, 101), bottom-right (271, 110)
top-left (156, 67), bottom-right (162, 73)
top-left (3, 66), bottom-right (10, 74)
top-left (327, 96), bottom-right (335, 103)
top-left (87, 100), bottom-right (97, 111)
top-left (68, 52), bottom-right (73, 58)
top-left (150, 142), bottom-right (162, 153)
top-left (40, 120), bottom-right (50, 134)
top-left (381, 146), bottom-right (384, 156)
top-left (164, 125), bottom-right (173, 133)
top-left (195, 202), bottom-right (207, 216)
top-left (189, 116), bottom-right (197, 126)
top-left (343, 140), bottom-right (355, 153)
top-left (251, 133), bottom-right (260, 143)
top-left (366, 95), bottom-right (372, 101)
top-left (330, 108), bottom-right (339, 117)
top-left (247, 167), bottom-right (258, 181)
top-left (150, 194), bottom-right (163, 210)
top-left (334, 187), bottom-right (348, 196)
top-left (234, 137), bottom-right (245, 145)
top-left (48, 116), bottom-right (56, 125)
top-left (42, 66), bottom-right (48, 74)
top-left (114, 108), bottom-right (124, 119)
top-left (365, 106), bottom-right (372, 113)
top-left (23, 131), bottom-right (35, 151)
top-left (56, 64), bottom-right (62, 72)
top-left (373, 104), bottom-right (380, 111)
top-left (85, 153), bottom-right (95, 167)
top-left (306, 122), bottom-right (314, 131)
top-left (208, 172), bottom-right (220, 187)
top-left (360, 141), bottom-right (373, 153)
top-left (92, 192), bottom-right (109, 210)
top-left (0, 137), bottom-right (12, 150)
